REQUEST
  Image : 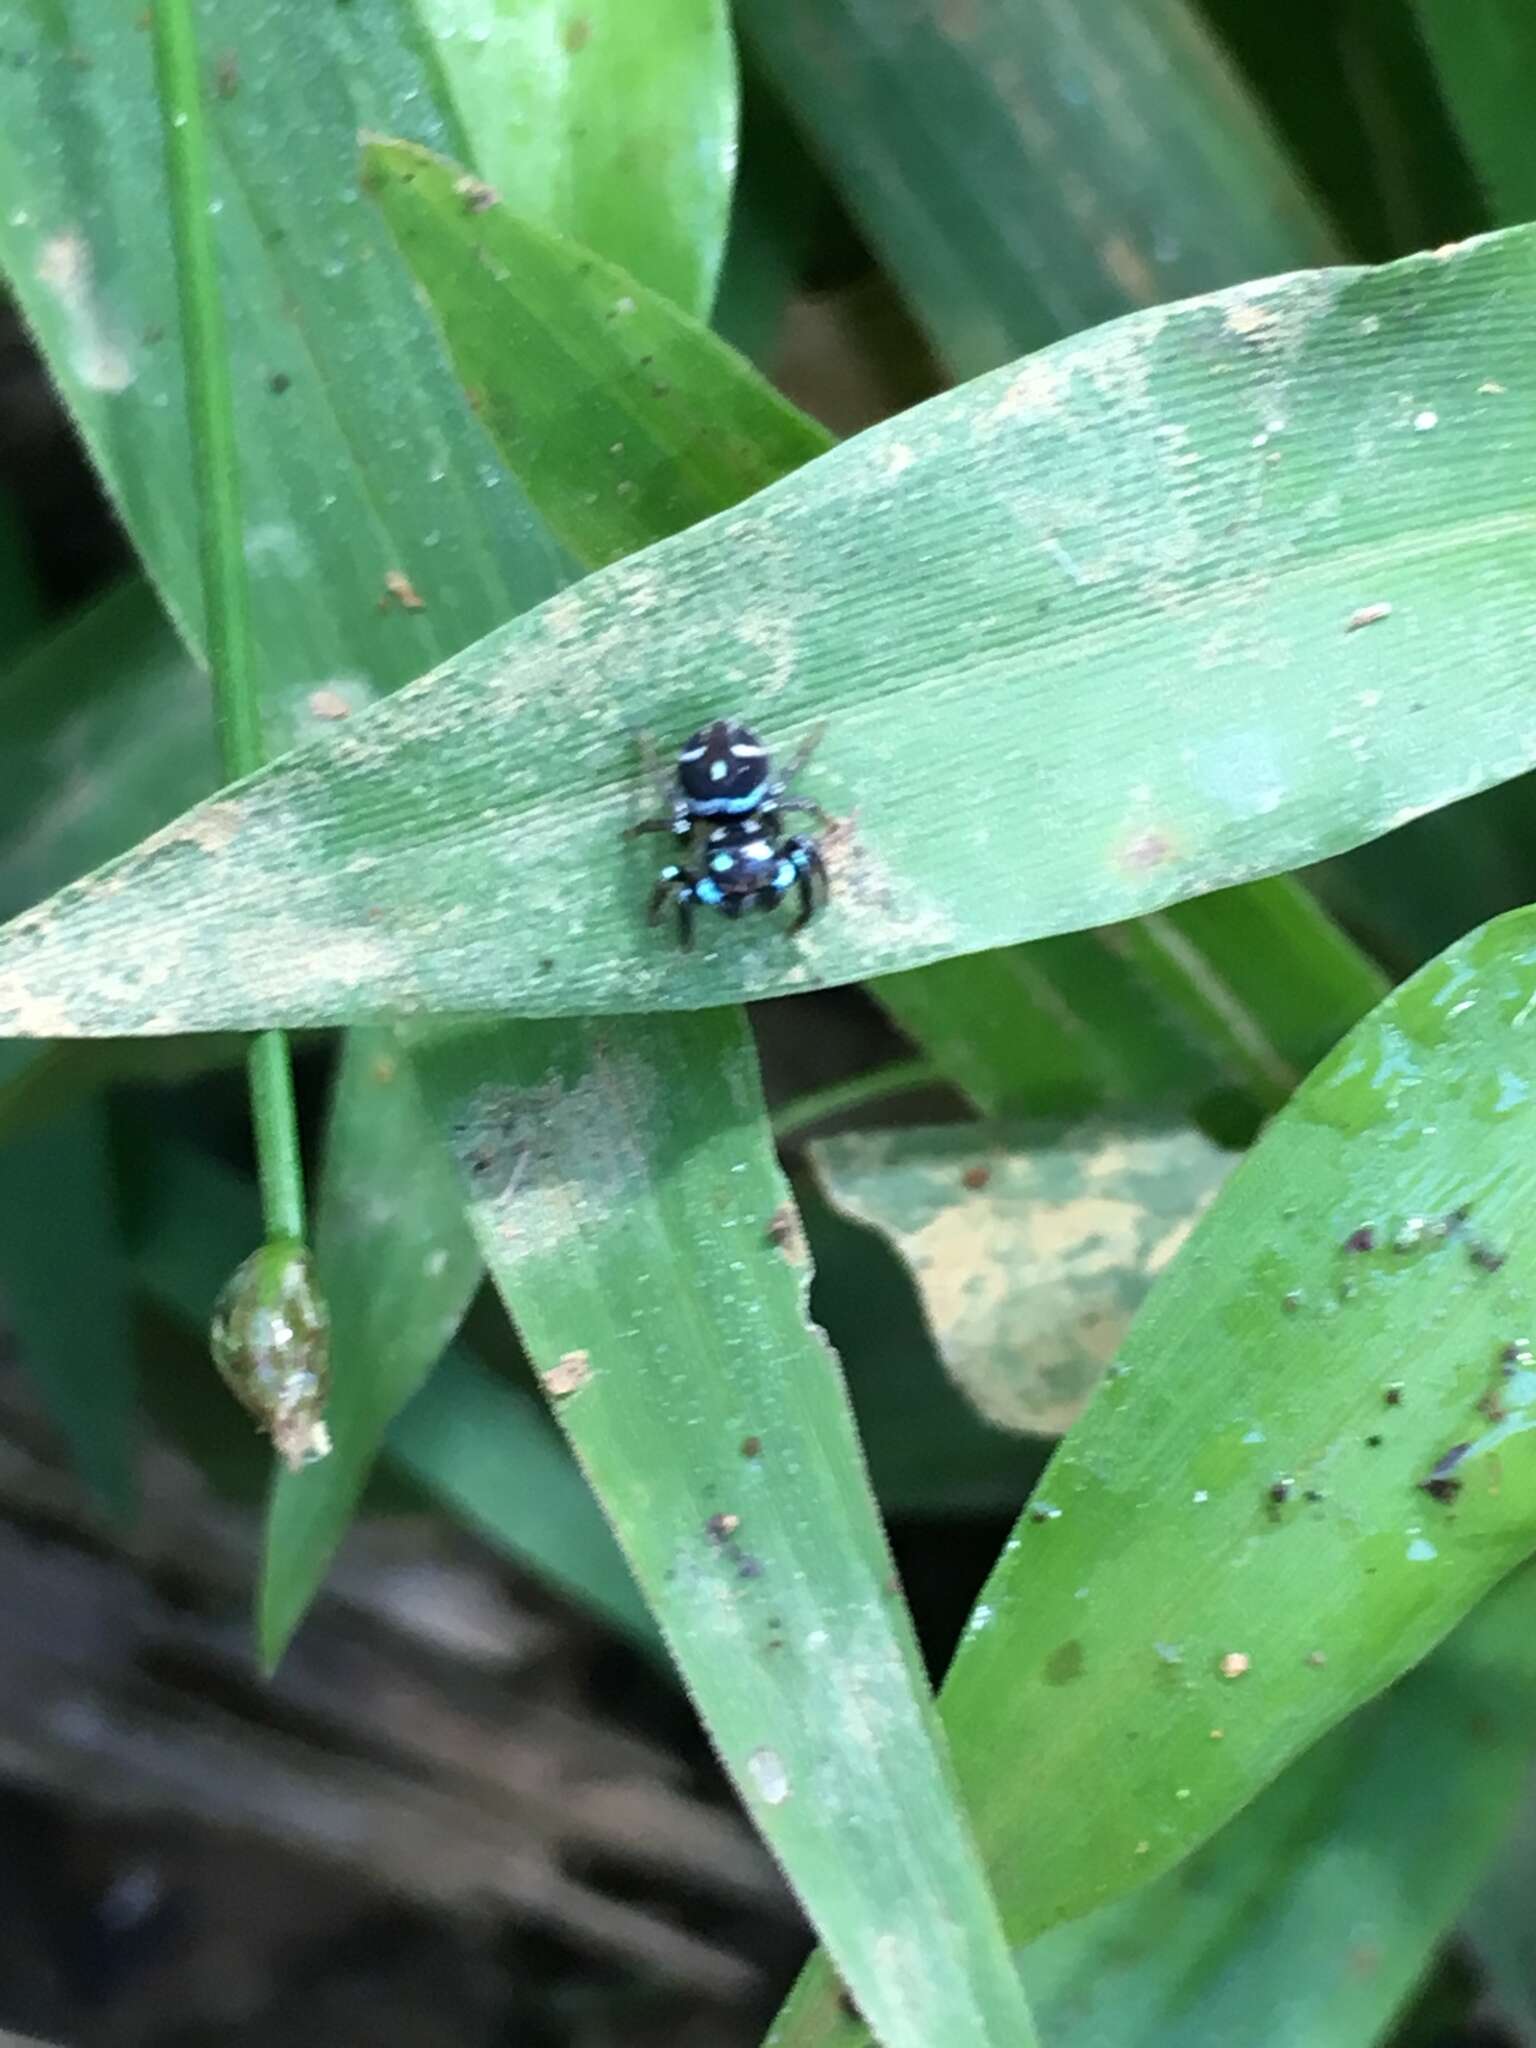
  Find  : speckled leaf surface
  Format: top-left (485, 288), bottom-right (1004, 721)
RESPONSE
top-left (811, 1122), bottom-right (1232, 1435)
top-left (772, 905), bottom-right (1536, 2042)
top-left (410, 1009), bottom-right (1038, 2048)
top-left (413, 0), bottom-right (736, 319)
top-left (1021, 1563), bottom-right (1536, 2048)
top-left (2, 230), bottom-right (1532, 1033)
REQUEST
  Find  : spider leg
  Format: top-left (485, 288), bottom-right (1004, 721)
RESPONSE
top-left (785, 838), bottom-right (828, 932)
top-left (773, 793), bottom-right (832, 830)
top-left (649, 864), bottom-right (699, 948)
top-left (779, 721), bottom-right (827, 785)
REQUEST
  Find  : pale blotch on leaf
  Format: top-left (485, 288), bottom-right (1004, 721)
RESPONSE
top-left (747, 1745), bottom-right (790, 1805)
top-left (545, 1349), bottom-right (592, 1397)
top-left (209, 1240), bottom-right (332, 1471)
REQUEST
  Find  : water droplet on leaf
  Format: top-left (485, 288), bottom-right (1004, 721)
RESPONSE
top-left (209, 1240), bottom-right (331, 1472)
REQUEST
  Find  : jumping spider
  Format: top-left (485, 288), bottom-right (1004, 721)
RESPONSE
top-left (629, 718), bottom-right (830, 948)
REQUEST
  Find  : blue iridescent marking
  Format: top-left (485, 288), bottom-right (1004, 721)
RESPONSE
top-left (789, 845), bottom-right (811, 870)
top-left (695, 877), bottom-right (724, 906)
top-left (773, 859), bottom-right (795, 890)
top-left (690, 780), bottom-right (768, 817)
top-left (710, 852), bottom-right (734, 873)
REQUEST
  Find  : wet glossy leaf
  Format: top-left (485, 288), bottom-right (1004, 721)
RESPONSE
top-left (210, 1239), bottom-right (332, 1473)
top-left (411, 1008), bottom-right (1039, 2048)
top-left (737, 0), bottom-right (1339, 380)
top-left (4, 229), bottom-right (1534, 1034)
top-left (812, 1122), bottom-right (1231, 1435)
top-left (773, 905), bottom-right (1536, 2042)
top-left (414, 0), bottom-right (736, 318)
top-left (1023, 1564), bottom-right (1536, 2047)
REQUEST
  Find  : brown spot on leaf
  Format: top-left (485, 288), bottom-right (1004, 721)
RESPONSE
top-left (1044, 1639), bottom-right (1085, 1685)
top-left (563, 14), bottom-right (591, 51)
top-left (961, 1163), bottom-right (991, 1191)
top-left (382, 568), bottom-right (425, 611)
top-left (545, 1350), bottom-right (591, 1397)
top-left (765, 1204), bottom-right (807, 1263)
top-left (454, 174), bottom-right (499, 213)
top-left (1346, 602), bottom-right (1392, 632)
top-left (1120, 829), bottom-right (1176, 873)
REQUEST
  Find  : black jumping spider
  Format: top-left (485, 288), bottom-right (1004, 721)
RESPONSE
top-left (630, 718), bottom-right (830, 948)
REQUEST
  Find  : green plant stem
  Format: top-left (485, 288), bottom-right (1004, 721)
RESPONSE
top-left (152, 0), bottom-right (306, 1243)
top-left (770, 1057), bottom-right (948, 1146)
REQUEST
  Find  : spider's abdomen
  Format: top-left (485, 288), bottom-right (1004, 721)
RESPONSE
top-left (699, 823), bottom-right (791, 901)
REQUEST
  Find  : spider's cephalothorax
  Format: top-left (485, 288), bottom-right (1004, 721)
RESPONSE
top-left (630, 719), bottom-right (830, 948)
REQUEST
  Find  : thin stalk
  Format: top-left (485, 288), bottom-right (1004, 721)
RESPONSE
top-left (770, 1057), bottom-right (947, 1146)
top-left (152, 0), bottom-right (306, 1243)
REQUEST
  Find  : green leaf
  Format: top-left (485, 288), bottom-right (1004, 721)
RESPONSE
top-left (410, 1008), bottom-right (1039, 2048)
top-left (737, 0), bottom-right (1340, 381)
top-left (388, 1346), bottom-right (656, 1650)
top-left (739, 0), bottom-right (1388, 1152)
top-left (5, 229), bottom-right (1533, 1033)
top-left (259, 1027), bottom-right (483, 1661)
top-left (362, 137), bottom-right (825, 569)
top-left (870, 941), bottom-right (1211, 1120)
top-left (800, 1180), bottom-right (1049, 1517)
top-left (774, 904), bottom-right (1536, 2043)
top-left (122, 1124), bottom-right (655, 1634)
top-left (872, 881), bottom-right (1387, 1121)
top-left (0, 4), bottom-right (564, 1638)
top-left (0, 1046), bottom-right (135, 1517)
top-left (411, 0), bottom-right (737, 318)
top-left (0, 580), bottom-right (214, 1510)
top-left (0, 581), bottom-right (215, 915)
top-left (1022, 1564), bottom-right (1536, 2047)
top-left (0, 8), bottom-right (565, 697)
top-left (811, 1121), bottom-right (1232, 1435)
top-left (1413, 1), bottom-right (1536, 222)
top-left (1464, 1742), bottom-right (1536, 2033)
